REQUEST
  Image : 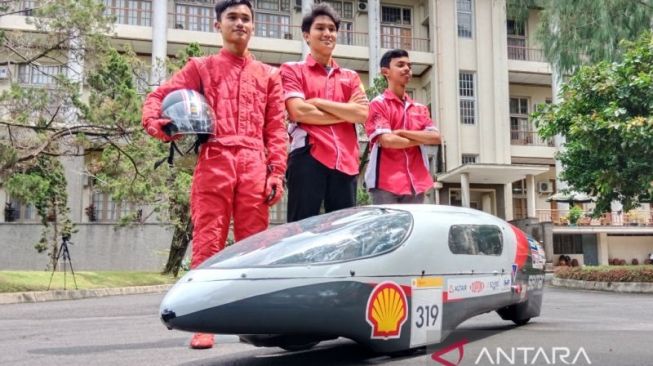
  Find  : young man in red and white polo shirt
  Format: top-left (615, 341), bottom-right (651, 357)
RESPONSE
top-left (280, 3), bottom-right (369, 222)
top-left (364, 49), bottom-right (441, 204)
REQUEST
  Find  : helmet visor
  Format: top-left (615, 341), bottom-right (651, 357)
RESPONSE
top-left (161, 90), bottom-right (215, 135)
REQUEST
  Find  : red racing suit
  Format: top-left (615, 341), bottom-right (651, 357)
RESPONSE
top-left (142, 49), bottom-right (287, 268)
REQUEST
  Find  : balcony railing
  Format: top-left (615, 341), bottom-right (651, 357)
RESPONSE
top-left (510, 128), bottom-right (554, 147)
top-left (537, 209), bottom-right (653, 227)
top-left (100, 5), bottom-right (430, 52)
top-left (507, 46), bottom-right (546, 63)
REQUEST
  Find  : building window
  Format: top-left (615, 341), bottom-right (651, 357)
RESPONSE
top-left (17, 0), bottom-right (37, 16)
top-left (459, 71), bottom-right (476, 125)
top-left (89, 191), bottom-right (139, 223)
top-left (255, 12), bottom-right (291, 39)
top-left (553, 234), bottom-right (583, 254)
top-left (405, 89), bottom-right (415, 99)
top-left (510, 97), bottom-right (530, 144)
top-left (104, 0), bottom-right (151, 26)
top-left (381, 5), bottom-right (412, 50)
top-left (254, 0), bottom-right (291, 39)
top-left (320, 0), bottom-right (355, 45)
top-left (461, 154), bottom-right (477, 164)
top-left (17, 64), bottom-right (64, 86)
top-left (256, 0), bottom-right (291, 11)
top-left (507, 19), bottom-right (526, 60)
top-left (175, 3), bottom-right (212, 32)
top-left (448, 224), bottom-right (503, 255)
top-left (456, 0), bottom-right (473, 38)
top-left (4, 197), bottom-right (38, 223)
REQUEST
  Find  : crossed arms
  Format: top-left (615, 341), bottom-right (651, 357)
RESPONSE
top-left (286, 92), bottom-right (369, 125)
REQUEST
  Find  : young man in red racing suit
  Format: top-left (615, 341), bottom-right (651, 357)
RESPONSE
top-left (141, 0), bottom-right (287, 349)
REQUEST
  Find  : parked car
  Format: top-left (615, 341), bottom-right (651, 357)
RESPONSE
top-left (160, 205), bottom-right (545, 353)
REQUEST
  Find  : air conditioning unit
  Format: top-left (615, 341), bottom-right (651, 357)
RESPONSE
top-left (537, 181), bottom-right (553, 194)
top-left (357, 0), bottom-right (368, 12)
top-left (0, 66), bottom-right (9, 80)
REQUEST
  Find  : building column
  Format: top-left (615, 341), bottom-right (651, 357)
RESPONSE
top-left (301, 0), bottom-right (314, 59)
top-left (460, 173), bottom-right (470, 208)
top-left (526, 174), bottom-right (536, 218)
top-left (151, 0), bottom-right (168, 86)
top-left (367, 0), bottom-right (381, 84)
top-left (433, 182), bottom-right (442, 205)
top-left (597, 232), bottom-right (609, 265)
top-left (481, 193), bottom-right (492, 214)
top-left (504, 183), bottom-right (513, 221)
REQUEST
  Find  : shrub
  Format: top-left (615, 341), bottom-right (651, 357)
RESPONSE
top-left (632, 258), bottom-right (639, 265)
top-left (555, 265), bottom-right (653, 282)
top-left (570, 258), bottom-right (579, 267)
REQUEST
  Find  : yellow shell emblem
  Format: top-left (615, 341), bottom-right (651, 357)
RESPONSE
top-left (366, 282), bottom-right (408, 339)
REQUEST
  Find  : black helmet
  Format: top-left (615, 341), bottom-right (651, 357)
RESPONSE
top-left (161, 89), bottom-right (215, 136)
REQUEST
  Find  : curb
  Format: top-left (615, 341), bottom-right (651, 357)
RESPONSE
top-left (551, 277), bottom-right (653, 293)
top-left (0, 284), bottom-right (173, 305)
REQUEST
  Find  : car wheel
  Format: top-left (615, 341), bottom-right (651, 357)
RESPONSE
top-left (512, 318), bottom-right (530, 326)
top-left (279, 341), bottom-right (320, 352)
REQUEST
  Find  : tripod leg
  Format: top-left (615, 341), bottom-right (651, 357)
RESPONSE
top-left (63, 255), bottom-right (67, 290)
top-left (47, 244), bottom-right (65, 291)
top-left (63, 245), bottom-right (78, 290)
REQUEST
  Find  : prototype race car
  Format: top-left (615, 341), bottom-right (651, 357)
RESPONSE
top-left (160, 205), bottom-right (545, 353)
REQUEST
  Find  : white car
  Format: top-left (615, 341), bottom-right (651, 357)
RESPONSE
top-left (160, 205), bottom-right (545, 353)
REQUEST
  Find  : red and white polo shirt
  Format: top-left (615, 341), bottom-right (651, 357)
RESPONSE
top-left (280, 54), bottom-right (367, 176)
top-left (364, 89), bottom-right (438, 195)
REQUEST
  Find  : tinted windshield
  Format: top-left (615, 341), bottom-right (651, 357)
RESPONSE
top-left (200, 208), bottom-right (413, 268)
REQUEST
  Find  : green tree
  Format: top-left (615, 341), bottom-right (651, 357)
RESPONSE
top-left (87, 44), bottom-right (205, 277)
top-left (1, 1), bottom-right (201, 275)
top-left (1, 0), bottom-right (115, 269)
top-left (507, 0), bottom-right (653, 74)
top-left (533, 34), bottom-right (653, 214)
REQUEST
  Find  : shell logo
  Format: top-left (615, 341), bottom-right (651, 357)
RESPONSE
top-left (470, 281), bottom-right (485, 293)
top-left (366, 282), bottom-right (408, 339)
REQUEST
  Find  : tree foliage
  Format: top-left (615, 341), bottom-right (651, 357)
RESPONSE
top-left (1, 0), bottom-right (205, 275)
top-left (533, 34), bottom-right (653, 214)
top-left (507, 0), bottom-right (653, 73)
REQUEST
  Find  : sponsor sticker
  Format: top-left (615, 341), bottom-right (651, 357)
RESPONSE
top-left (528, 274), bottom-right (545, 290)
top-left (446, 275), bottom-right (512, 300)
top-left (366, 282), bottom-right (408, 339)
top-left (529, 239), bottom-right (546, 270)
top-left (410, 277), bottom-right (443, 347)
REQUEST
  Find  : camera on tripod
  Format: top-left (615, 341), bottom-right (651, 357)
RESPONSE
top-left (47, 234), bottom-right (78, 290)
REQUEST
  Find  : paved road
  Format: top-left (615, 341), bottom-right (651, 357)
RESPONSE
top-left (1, 286), bottom-right (651, 366)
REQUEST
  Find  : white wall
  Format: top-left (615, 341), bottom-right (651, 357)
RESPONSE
top-left (607, 236), bottom-right (653, 264)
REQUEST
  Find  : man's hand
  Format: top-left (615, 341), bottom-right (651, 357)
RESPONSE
top-left (264, 175), bottom-right (285, 206)
top-left (349, 92), bottom-right (369, 105)
top-left (145, 118), bottom-right (181, 142)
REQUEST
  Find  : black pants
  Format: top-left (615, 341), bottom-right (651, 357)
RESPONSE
top-left (286, 146), bottom-right (357, 222)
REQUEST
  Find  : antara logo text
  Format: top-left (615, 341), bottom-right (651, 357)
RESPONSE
top-left (473, 346), bottom-right (592, 365)
top-left (431, 340), bottom-right (592, 366)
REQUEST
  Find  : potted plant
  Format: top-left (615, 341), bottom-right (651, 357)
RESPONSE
top-left (4, 202), bottom-right (17, 222)
top-left (85, 204), bottom-right (97, 222)
top-left (568, 206), bottom-right (583, 226)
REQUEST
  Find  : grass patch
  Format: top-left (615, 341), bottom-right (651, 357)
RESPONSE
top-left (0, 271), bottom-right (179, 293)
top-left (555, 265), bottom-right (653, 282)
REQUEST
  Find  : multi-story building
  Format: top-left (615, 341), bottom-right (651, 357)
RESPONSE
top-left (1, 0), bottom-right (652, 270)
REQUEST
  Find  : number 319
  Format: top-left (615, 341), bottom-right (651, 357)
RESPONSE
top-left (415, 305), bottom-right (439, 328)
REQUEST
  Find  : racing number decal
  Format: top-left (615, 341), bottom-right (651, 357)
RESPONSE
top-left (410, 277), bottom-right (443, 347)
top-left (414, 304), bottom-right (439, 328)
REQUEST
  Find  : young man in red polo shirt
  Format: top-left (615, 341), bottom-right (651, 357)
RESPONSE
top-left (364, 49), bottom-right (441, 204)
top-left (280, 3), bottom-right (369, 222)
top-left (142, 0), bottom-right (287, 349)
